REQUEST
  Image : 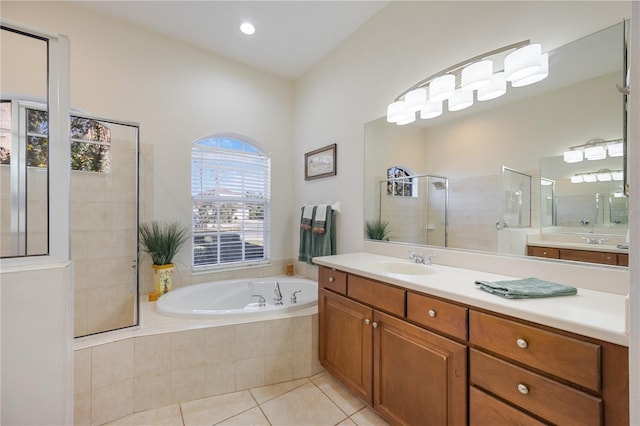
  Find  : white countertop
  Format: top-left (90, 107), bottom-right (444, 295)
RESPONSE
top-left (313, 252), bottom-right (628, 347)
top-left (527, 238), bottom-right (629, 254)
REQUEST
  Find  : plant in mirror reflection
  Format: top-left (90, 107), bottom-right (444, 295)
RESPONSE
top-left (365, 220), bottom-right (392, 241)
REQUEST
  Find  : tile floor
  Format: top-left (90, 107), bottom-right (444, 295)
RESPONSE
top-left (104, 371), bottom-right (389, 426)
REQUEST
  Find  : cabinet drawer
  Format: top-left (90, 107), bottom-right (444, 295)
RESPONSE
top-left (560, 249), bottom-right (617, 265)
top-left (470, 350), bottom-right (602, 426)
top-left (318, 266), bottom-right (347, 295)
top-left (347, 275), bottom-right (405, 316)
top-left (527, 246), bottom-right (559, 259)
top-left (469, 311), bottom-right (601, 392)
top-left (406, 292), bottom-right (468, 340)
top-left (618, 253), bottom-right (628, 266)
top-left (470, 386), bottom-right (547, 426)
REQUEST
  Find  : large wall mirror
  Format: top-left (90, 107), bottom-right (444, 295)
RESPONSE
top-left (364, 22), bottom-right (628, 265)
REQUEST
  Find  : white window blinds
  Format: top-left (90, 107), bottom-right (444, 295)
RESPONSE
top-left (191, 137), bottom-right (270, 268)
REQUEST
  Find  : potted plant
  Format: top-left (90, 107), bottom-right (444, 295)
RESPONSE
top-left (139, 221), bottom-right (189, 295)
top-left (365, 219), bottom-right (392, 241)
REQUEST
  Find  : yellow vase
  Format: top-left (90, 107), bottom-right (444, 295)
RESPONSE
top-left (152, 263), bottom-right (174, 294)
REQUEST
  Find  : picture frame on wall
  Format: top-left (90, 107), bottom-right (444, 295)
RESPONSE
top-left (305, 143), bottom-right (337, 180)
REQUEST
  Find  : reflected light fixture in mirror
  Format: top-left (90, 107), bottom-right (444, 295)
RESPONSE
top-left (563, 138), bottom-right (623, 163)
top-left (386, 40), bottom-right (549, 125)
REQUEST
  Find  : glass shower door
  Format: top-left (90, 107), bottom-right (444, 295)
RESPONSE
top-left (71, 116), bottom-right (139, 337)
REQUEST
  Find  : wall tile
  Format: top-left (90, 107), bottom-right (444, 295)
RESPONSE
top-left (205, 359), bottom-right (236, 397)
top-left (205, 325), bottom-right (235, 362)
top-left (74, 347), bottom-right (92, 393)
top-left (171, 366), bottom-right (205, 404)
top-left (134, 370), bottom-right (172, 413)
top-left (235, 357), bottom-right (264, 390)
top-left (92, 339), bottom-right (134, 389)
top-left (91, 378), bottom-right (134, 426)
top-left (135, 333), bottom-right (171, 376)
top-left (235, 322), bottom-right (265, 360)
top-left (170, 329), bottom-right (205, 370)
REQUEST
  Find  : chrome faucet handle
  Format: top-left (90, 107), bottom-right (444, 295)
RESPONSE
top-left (273, 282), bottom-right (283, 305)
top-left (291, 290), bottom-right (302, 304)
top-left (251, 294), bottom-right (266, 307)
top-left (424, 254), bottom-right (435, 265)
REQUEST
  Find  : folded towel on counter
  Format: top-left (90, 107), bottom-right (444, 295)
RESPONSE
top-left (312, 204), bottom-right (329, 234)
top-left (474, 277), bottom-right (577, 299)
top-left (300, 205), bottom-right (314, 230)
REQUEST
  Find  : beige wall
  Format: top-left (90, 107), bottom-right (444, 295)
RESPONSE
top-left (2, 1), bottom-right (296, 276)
top-left (294, 0), bottom-right (631, 256)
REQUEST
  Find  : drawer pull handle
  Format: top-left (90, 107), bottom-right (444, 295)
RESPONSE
top-left (372, 322), bottom-right (379, 328)
top-left (517, 384), bottom-right (529, 395)
top-left (516, 338), bottom-right (528, 349)
top-left (365, 318), bottom-right (371, 325)
top-left (329, 276), bottom-right (335, 282)
top-left (428, 309), bottom-right (437, 318)
top-left (543, 251), bottom-right (548, 255)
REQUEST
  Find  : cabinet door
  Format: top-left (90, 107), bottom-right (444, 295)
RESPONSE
top-left (373, 311), bottom-right (467, 426)
top-left (318, 288), bottom-right (373, 403)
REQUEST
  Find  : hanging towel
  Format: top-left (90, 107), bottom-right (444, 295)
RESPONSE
top-left (300, 205), bottom-right (314, 230)
top-left (474, 277), bottom-right (578, 299)
top-left (298, 205), bottom-right (336, 265)
top-left (312, 204), bottom-right (329, 234)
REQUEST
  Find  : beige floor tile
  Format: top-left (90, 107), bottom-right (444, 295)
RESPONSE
top-left (103, 404), bottom-right (183, 426)
top-left (181, 390), bottom-right (257, 426)
top-left (250, 378), bottom-right (310, 404)
top-left (215, 406), bottom-right (270, 425)
top-left (312, 373), bottom-right (365, 416)
top-left (350, 407), bottom-right (389, 426)
top-left (260, 382), bottom-right (347, 426)
top-left (337, 419), bottom-right (357, 426)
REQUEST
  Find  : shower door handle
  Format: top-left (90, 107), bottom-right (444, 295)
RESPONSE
top-left (496, 220), bottom-right (508, 230)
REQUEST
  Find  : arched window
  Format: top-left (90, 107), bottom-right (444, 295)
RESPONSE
top-left (191, 134), bottom-right (270, 268)
top-left (387, 166), bottom-right (416, 197)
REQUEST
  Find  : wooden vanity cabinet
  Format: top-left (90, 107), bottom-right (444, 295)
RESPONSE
top-left (527, 245), bottom-right (627, 266)
top-left (469, 310), bottom-right (629, 426)
top-left (318, 267), bottom-right (467, 425)
top-left (318, 266), bottom-right (628, 426)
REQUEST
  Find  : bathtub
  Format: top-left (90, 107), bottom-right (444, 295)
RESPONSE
top-left (156, 276), bottom-right (317, 319)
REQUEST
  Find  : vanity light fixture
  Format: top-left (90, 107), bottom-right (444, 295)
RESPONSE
top-left (570, 169), bottom-right (624, 183)
top-left (240, 22), bottom-right (256, 35)
top-left (386, 40), bottom-right (549, 125)
top-left (563, 138), bottom-right (623, 163)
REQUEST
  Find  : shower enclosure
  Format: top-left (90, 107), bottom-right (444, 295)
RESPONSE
top-left (1, 24), bottom-right (140, 338)
top-left (378, 174), bottom-right (448, 247)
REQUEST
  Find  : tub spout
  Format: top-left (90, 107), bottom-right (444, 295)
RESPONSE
top-left (273, 282), bottom-right (283, 305)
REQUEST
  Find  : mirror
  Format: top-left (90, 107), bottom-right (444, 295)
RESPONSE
top-left (364, 22), bottom-right (627, 263)
top-left (0, 27), bottom-right (49, 257)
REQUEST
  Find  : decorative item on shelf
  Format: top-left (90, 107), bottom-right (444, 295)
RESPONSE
top-left (365, 219), bottom-right (392, 241)
top-left (563, 138), bottom-right (624, 163)
top-left (139, 221), bottom-right (189, 295)
top-left (386, 40), bottom-right (549, 125)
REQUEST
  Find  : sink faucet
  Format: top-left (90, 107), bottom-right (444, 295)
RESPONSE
top-left (273, 282), bottom-right (283, 305)
top-left (408, 250), bottom-right (434, 265)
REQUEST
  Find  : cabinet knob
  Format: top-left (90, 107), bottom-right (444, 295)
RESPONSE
top-left (365, 318), bottom-right (371, 325)
top-left (542, 251), bottom-right (548, 256)
top-left (516, 338), bottom-right (528, 349)
top-left (372, 322), bottom-right (379, 328)
top-left (428, 309), bottom-right (437, 318)
top-left (517, 384), bottom-right (529, 395)
top-left (329, 276), bottom-right (335, 282)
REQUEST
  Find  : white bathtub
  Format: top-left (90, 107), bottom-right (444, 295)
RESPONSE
top-left (156, 276), bottom-right (317, 319)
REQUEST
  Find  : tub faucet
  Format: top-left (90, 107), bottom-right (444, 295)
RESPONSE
top-left (273, 282), bottom-right (283, 305)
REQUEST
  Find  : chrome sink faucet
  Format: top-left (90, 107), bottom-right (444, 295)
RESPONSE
top-left (408, 250), bottom-right (434, 265)
top-left (273, 282), bottom-right (283, 305)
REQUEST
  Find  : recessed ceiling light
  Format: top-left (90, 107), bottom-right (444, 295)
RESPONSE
top-left (240, 22), bottom-right (255, 35)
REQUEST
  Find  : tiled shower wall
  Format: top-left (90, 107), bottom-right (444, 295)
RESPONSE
top-left (74, 314), bottom-right (321, 426)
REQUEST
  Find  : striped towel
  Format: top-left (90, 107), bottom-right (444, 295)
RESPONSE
top-left (313, 205), bottom-right (329, 234)
top-left (300, 205), bottom-right (314, 230)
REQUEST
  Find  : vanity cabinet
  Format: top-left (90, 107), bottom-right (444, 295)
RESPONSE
top-left (527, 245), bottom-right (627, 266)
top-left (318, 265), bottom-right (628, 426)
top-left (469, 310), bottom-right (629, 426)
top-left (318, 267), bottom-right (467, 425)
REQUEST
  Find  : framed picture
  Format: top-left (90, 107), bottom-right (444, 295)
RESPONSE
top-left (305, 143), bottom-right (337, 180)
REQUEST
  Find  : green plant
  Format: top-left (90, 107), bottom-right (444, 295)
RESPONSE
top-left (139, 221), bottom-right (189, 265)
top-left (365, 220), bottom-right (392, 241)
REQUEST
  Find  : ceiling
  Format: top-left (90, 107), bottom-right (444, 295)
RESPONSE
top-left (76, 1), bottom-right (389, 80)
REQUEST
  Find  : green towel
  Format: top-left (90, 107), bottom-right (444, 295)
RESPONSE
top-left (474, 277), bottom-right (577, 299)
top-left (298, 205), bottom-right (336, 265)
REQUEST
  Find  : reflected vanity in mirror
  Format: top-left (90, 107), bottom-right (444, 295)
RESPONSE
top-left (364, 21), bottom-right (628, 266)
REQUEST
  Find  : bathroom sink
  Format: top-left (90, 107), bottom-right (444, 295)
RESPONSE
top-left (366, 261), bottom-right (434, 276)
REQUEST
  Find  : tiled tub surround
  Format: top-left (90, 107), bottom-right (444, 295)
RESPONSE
top-left (74, 298), bottom-right (320, 426)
